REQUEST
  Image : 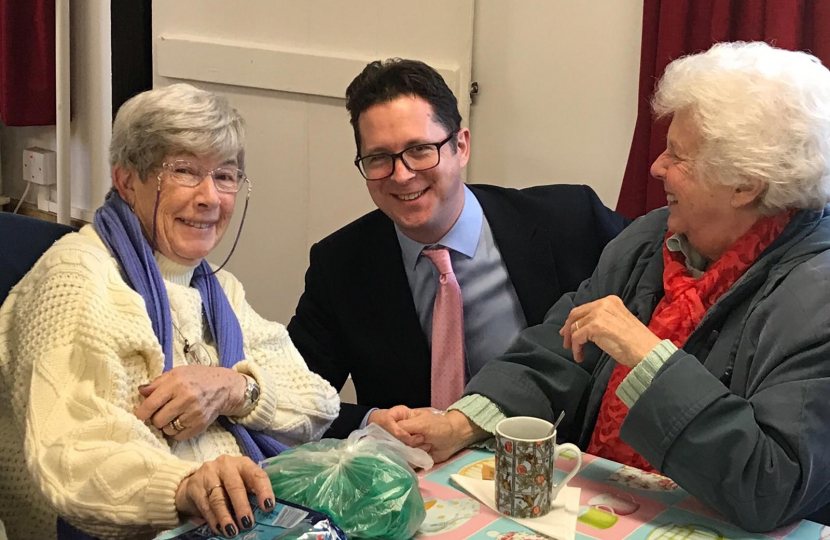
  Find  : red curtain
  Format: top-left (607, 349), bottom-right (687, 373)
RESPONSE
top-left (0, 0), bottom-right (55, 126)
top-left (615, 0), bottom-right (830, 219)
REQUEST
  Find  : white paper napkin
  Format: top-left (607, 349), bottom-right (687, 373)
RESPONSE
top-left (450, 474), bottom-right (580, 540)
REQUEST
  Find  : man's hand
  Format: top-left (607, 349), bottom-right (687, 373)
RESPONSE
top-left (368, 405), bottom-right (426, 448)
top-left (399, 409), bottom-right (488, 463)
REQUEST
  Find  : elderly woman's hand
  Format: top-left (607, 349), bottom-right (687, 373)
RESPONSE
top-left (135, 365), bottom-right (247, 440)
top-left (175, 454), bottom-right (275, 538)
top-left (560, 295), bottom-right (662, 368)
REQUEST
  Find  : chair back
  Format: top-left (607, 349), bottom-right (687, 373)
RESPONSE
top-left (0, 213), bottom-right (77, 304)
top-left (0, 214), bottom-right (93, 538)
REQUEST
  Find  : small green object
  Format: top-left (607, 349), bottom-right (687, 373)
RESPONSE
top-left (264, 436), bottom-right (426, 540)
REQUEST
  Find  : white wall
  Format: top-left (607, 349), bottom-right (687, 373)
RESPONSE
top-left (468, 0), bottom-right (644, 207)
top-left (153, 0), bottom-right (477, 325)
top-left (0, 2), bottom-right (642, 218)
top-left (0, 0), bottom-right (111, 219)
top-left (148, 1), bottom-right (642, 327)
top-left (0, 0), bottom-right (642, 281)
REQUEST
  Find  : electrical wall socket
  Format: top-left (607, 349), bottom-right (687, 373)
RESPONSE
top-left (22, 147), bottom-right (57, 186)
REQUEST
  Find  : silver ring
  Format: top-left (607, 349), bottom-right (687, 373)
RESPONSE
top-left (206, 483), bottom-right (223, 497)
top-left (170, 417), bottom-right (186, 432)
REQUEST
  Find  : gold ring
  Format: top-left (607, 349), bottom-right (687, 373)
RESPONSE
top-left (170, 417), bottom-right (186, 432)
top-left (574, 320), bottom-right (580, 331)
top-left (206, 483), bottom-right (223, 497)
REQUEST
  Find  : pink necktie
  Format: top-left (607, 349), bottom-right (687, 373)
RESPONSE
top-left (422, 247), bottom-right (466, 410)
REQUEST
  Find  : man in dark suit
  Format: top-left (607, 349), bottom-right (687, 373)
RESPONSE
top-left (288, 58), bottom-right (628, 439)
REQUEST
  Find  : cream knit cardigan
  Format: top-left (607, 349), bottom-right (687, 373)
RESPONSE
top-left (0, 225), bottom-right (340, 540)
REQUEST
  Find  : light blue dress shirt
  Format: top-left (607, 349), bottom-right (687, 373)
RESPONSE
top-left (395, 185), bottom-right (527, 379)
top-left (360, 186), bottom-right (527, 426)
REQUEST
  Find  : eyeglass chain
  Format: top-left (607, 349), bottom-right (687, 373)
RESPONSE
top-left (170, 320), bottom-right (193, 356)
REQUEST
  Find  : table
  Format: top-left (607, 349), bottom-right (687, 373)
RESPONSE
top-left (415, 449), bottom-right (826, 540)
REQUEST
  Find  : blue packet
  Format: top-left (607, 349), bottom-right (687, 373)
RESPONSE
top-left (154, 496), bottom-right (347, 540)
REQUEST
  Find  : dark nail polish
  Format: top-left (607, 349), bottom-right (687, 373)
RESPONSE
top-left (241, 516), bottom-right (252, 529)
top-left (225, 523), bottom-right (237, 537)
top-left (264, 498), bottom-right (274, 510)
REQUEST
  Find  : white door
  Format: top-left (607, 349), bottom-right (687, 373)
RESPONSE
top-left (152, 0), bottom-right (475, 327)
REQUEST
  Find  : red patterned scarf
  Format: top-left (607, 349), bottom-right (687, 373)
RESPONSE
top-left (585, 211), bottom-right (794, 471)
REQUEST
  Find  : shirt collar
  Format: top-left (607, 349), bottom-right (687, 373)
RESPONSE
top-left (666, 232), bottom-right (709, 278)
top-left (396, 185), bottom-right (483, 270)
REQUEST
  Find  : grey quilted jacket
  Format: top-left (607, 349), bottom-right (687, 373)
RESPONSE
top-left (466, 206), bottom-right (830, 531)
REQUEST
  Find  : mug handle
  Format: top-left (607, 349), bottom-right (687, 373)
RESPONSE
top-left (550, 443), bottom-right (582, 500)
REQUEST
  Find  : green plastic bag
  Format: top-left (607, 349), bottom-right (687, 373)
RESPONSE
top-left (262, 424), bottom-right (433, 540)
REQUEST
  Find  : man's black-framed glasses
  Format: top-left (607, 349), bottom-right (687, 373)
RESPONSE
top-left (354, 132), bottom-right (458, 181)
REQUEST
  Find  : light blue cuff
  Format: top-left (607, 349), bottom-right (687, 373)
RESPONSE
top-left (616, 340), bottom-right (678, 408)
top-left (359, 407), bottom-right (379, 429)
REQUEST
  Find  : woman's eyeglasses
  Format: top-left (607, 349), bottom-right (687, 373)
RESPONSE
top-left (161, 160), bottom-right (249, 193)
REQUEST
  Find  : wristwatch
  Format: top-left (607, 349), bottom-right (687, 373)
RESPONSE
top-left (240, 374), bottom-right (260, 415)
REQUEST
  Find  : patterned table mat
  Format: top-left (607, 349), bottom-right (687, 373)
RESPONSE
top-left (415, 450), bottom-right (826, 540)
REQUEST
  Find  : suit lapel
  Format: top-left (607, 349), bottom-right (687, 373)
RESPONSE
top-left (472, 186), bottom-right (560, 326)
top-left (360, 215), bottom-right (431, 400)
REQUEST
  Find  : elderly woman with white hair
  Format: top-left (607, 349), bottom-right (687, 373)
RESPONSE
top-left (0, 84), bottom-right (339, 540)
top-left (396, 42), bottom-right (830, 531)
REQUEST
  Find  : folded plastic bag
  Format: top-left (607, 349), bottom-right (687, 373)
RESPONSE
top-left (262, 424), bottom-right (433, 540)
top-left (154, 495), bottom-right (347, 540)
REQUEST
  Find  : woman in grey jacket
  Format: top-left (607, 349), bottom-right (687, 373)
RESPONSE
top-left (396, 42), bottom-right (830, 532)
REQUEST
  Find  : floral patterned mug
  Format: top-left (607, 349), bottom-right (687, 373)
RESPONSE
top-left (495, 416), bottom-right (582, 518)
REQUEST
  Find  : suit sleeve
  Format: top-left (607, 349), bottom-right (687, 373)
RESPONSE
top-left (584, 185), bottom-right (632, 249)
top-left (288, 242), bottom-right (351, 390)
top-left (621, 260), bottom-right (830, 532)
top-left (323, 403), bottom-right (373, 439)
top-left (287, 242), bottom-right (370, 438)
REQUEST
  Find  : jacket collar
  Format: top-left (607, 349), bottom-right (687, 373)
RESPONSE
top-left (470, 185), bottom-right (559, 326)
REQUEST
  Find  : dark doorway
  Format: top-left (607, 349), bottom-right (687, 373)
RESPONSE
top-left (111, 0), bottom-right (152, 118)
